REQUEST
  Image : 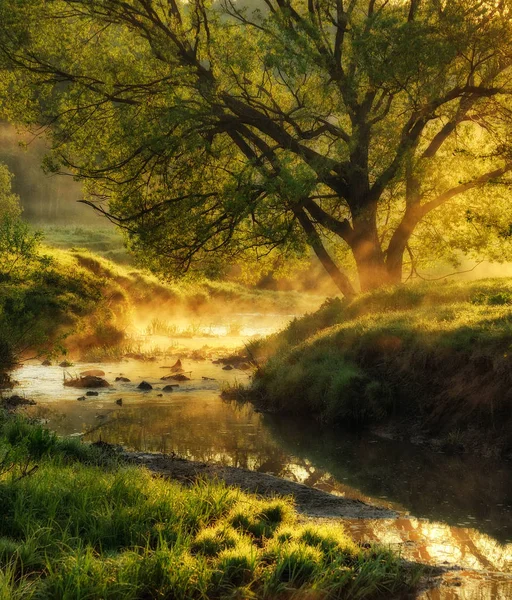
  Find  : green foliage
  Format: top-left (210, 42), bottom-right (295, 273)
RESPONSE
top-left (0, 215), bottom-right (57, 371)
top-left (0, 216), bottom-right (49, 282)
top-left (2, 1), bottom-right (512, 292)
top-left (250, 278), bottom-right (512, 449)
top-left (0, 163), bottom-right (20, 220)
top-left (0, 414), bottom-right (418, 599)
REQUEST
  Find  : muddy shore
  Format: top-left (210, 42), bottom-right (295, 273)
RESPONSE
top-left (125, 451), bottom-right (397, 520)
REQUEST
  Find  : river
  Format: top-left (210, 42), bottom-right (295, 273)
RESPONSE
top-left (10, 326), bottom-right (512, 599)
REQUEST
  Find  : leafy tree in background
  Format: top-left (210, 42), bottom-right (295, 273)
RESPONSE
top-left (0, 162), bottom-right (21, 219)
top-left (0, 163), bottom-right (45, 374)
top-left (1, 0), bottom-right (512, 297)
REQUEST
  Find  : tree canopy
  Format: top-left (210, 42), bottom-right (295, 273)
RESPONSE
top-left (1, 0), bottom-right (512, 296)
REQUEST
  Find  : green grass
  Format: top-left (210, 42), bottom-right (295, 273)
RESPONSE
top-left (40, 224), bottom-right (324, 316)
top-left (1, 228), bottom-right (323, 369)
top-left (45, 246), bottom-right (321, 316)
top-left (0, 413), bottom-right (419, 599)
top-left (247, 278), bottom-right (512, 455)
top-left (39, 225), bottom-right (133, 265)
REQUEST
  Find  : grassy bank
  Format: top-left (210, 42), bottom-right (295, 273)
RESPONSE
top-left (247, 279), bottom-right (512, 457)
top-left (39, 225), bottom-right (133, 265)
top-left (0, 226), bottom-right (322, 370)
top-left (0, 412), bottom-right (418, 599)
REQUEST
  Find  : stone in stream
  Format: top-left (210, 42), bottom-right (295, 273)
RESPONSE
top-left (64, 375), bottom-right (110, 389)
top-left (161, 374), bottom-right (190, 382)
top-left (137, 381), bottom-right (153, 391)
top-left (115, 398), bottom-right (123, 406)
top-left (41, 359), bottom-right (52, 366)
top-left (222, 365), bottom-right (233, 371)
top-left (1, 395), bottom-right (36, 409)
top-left (86, 391), bottom-right (99, 397)
top-left (202, 376), bottom-right (216, 381)
top-left (157, 393), bottom-right (163, 397)
top-left (162, 385), bottom-right (175, 392)
top-left (59, 360), bottom-right (73, 368)
top-left (115, 376), bottom-right (130, 382)
top-left (81, 369), bottom-right (105, 377)
top-left (77, 396), bottom-right (87, 401)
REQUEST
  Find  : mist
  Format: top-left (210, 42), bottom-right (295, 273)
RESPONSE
top-left (0, 122), bottom-right (102, 224)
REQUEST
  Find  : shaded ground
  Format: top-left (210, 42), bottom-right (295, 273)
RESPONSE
top-left (126, 451), bottom-right (396, 519)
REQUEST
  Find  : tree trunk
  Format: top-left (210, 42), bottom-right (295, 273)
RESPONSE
top-left (354, 248), bottom-right (391, 291)
top-left (294, 208), bottom-right (357, 299)
top-left (350, 210), bottom-right (389, 292)
top-left (385, 207), bottom-right (422, 284)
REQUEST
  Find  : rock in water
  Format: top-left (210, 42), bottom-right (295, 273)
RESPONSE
top-left (165, 374), bottom-right (190, 381)
top-left (115, 398), bottom-right (123, 406)
top-left (222, 365), bottom-right (233, 371)
top-left (81, 369), bottom-right (106, 377)
top-left (41, 359), bottom-right (52, 366)
top-left (137, 381), bottom-right (153, 390)
top-left (162, 385), bottom-right (175, 392)
top-left (77, 396), bottom-right (87, 401)
top-left (1, 395), bottom-right (36, 408)
top-left (59, 361), bottom-right (73, 368)
top-left (86, 391), bottom-right (99, 397)
top-left (115, 376), bottom-right (130, 382)
top-left (64, 376), bottom-right (110, 389)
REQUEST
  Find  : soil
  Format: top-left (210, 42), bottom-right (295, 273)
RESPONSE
top-left (125, 451), bottom-right (396, 520)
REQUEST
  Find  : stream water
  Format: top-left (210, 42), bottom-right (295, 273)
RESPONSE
top-left (9, 327), bottom-right (512, 599)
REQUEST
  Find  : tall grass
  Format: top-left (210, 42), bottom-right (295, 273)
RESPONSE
top-left (0, 413), bottom-right (419, 599)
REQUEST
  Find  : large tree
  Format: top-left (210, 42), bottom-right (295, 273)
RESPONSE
top-left (1, 0), bottom-right (512, 296)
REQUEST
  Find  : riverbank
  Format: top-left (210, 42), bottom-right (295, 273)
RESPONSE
top-left (0, 233), bottom-right (322, 379)
top-left (246, 279), bottom-right (512, 459)
top-left (126, 452), bottom-right (396, 520)
top-left (0, 411), bottom-right (419, 599)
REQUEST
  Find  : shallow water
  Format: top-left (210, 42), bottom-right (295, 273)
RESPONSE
top-left (11, 341), bottom-right (512, 599)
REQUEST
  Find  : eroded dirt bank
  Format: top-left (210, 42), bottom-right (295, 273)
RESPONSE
top-left (125, 451), bottom-right (396, 520)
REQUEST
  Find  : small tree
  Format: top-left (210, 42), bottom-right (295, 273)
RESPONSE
top-left (0, 163), bottom-right (21, 220)
top-left (1, 0), bottom-right (512, 296)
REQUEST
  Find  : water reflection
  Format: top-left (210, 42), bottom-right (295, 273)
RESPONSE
top-left (419, 572), bottom-right (512, 600)
top-left (345, 518), bottom-right (512, 572)
top-left (261, 416), bottom-right (512, 545)
top-left (15, 358), bottom-right (512, 598)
